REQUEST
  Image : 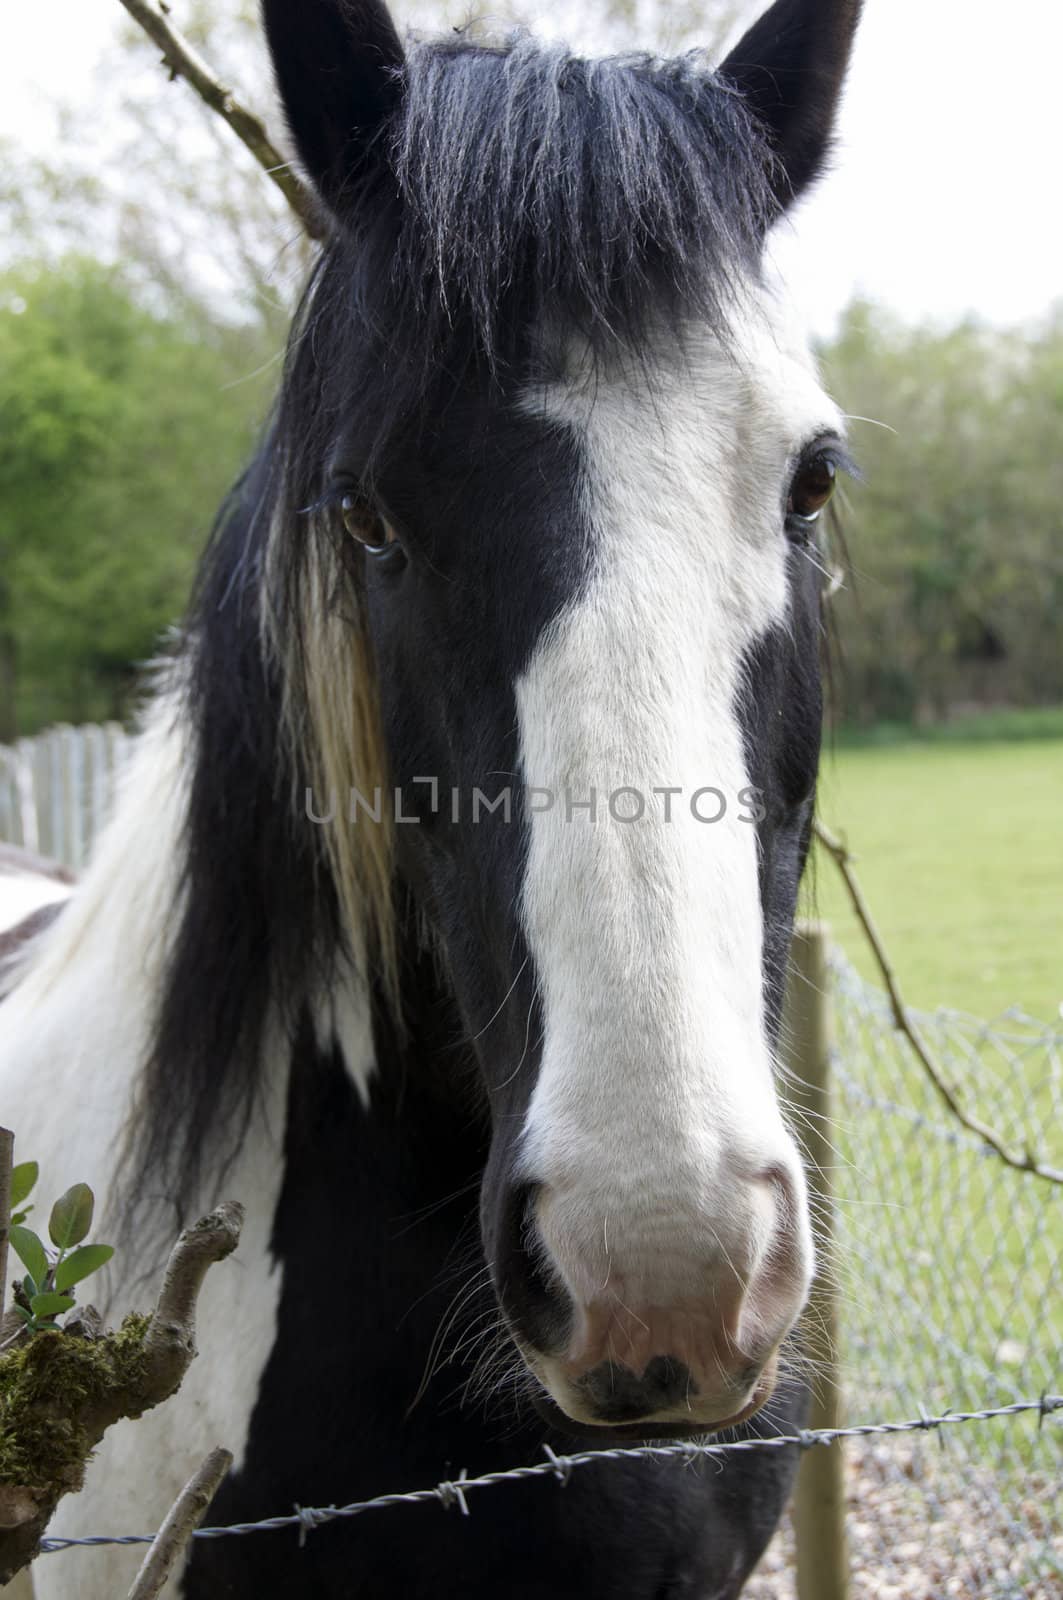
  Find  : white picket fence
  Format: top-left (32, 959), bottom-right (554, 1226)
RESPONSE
top-left (0, 725), bottom-right (130, 871)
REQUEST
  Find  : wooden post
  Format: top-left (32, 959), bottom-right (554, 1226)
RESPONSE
top-left (14, 739), bottom-right (38, 854)
top-left (0, 1127), bottom-right (12, 1308)
top-left (785, 922), bottom-right (849, 1600)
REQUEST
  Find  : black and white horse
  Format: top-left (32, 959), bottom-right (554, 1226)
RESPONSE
top-left (0, 0), bottom-right (861, 1593)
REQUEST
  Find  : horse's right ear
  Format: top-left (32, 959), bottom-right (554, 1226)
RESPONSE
top-left (719, 0), bottom-right (862, 212)
top-left (262, 0), bottom-right (405, 217)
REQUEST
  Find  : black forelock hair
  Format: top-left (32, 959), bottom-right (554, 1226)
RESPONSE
top-left (389, 37), bottom-right (775, 363)
top-left (269, 34), bottom-right (779, 510)
top-left (130, 31), bottom-right (777, 1223)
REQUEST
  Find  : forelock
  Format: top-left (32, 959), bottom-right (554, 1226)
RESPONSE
top-left (388, 35), bottom-right (776, 369)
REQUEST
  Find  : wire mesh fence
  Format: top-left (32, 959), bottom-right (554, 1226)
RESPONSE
top-left (750, 952), bottom-right (1063, 1600)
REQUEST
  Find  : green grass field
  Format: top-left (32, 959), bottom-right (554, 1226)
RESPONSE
top-left (807, 717), bottom-right (1063, 1023)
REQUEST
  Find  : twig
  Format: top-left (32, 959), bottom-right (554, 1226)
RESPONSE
top-left (0, 1128), bottom-right (12, 1314)
top-left (115, 0), bottom-right (325, 240)
top-left (813, 819), bottom-right (1063, 1187)
top-left (0, 1203), bottom-right (244, 1585)
top-left (140, 1203), bottom-right (244, 1396)
top-left (126, 1447), bottom-right (232, 1600)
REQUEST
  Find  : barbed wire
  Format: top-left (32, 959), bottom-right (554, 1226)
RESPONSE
top-left (813, 819), bottom-right (1063, 1186)
top-left (38, 1395), bottom-right (1061, 1555)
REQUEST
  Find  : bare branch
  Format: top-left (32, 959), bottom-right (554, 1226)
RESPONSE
top-left (115, 0), bottom-right (325, 241)
top-left (126, 1446), bottom-right (233, 1600)
top-left (814, 819), bottom-right (1063, 1187)
top-left (141, 1202), bottom-right (244, 1396)
top-left (0, 1202), bottom-right (245, 1584)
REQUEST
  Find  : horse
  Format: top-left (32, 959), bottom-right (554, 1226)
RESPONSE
top-left (0, 0), bottom-right (862, 1593)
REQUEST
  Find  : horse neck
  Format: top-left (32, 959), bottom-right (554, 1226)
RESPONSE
top-left (346, 898), bottom-right (489, 1201)
top-left (273, 900), bottom-right (519, 1455)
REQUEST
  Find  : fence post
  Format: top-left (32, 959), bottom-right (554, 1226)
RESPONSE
top-left (785, 921), bottom-right (849, 1600)
top-left (14, 740), bottom-right (38, 853)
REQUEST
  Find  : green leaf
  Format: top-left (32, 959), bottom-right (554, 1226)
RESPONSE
top-left (11, 1304), bottom-right (34, 1326)
top-left (29, 1292), bottom-right (74, 1320)
top-left (10, 1208), bottom-right (32, 1226)
top-left (10, 1162), bottom-right (38, 1210)
top-left (9, 1225), bottom-right (48, 1288)
top-left (21, 1274), bottom-right (38, 1301)
top-left (54, 1244), bottom-right (114, 1292)
top-left (48, 1184), bottom-right (94, 1250)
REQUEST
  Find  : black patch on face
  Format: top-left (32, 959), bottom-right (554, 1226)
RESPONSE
top-left (351, 381), bottom-right (596, 1358)
top-left (737, 541), bottom-right (825, 1038)
top-left (360, 383), bottom-right (585, 989)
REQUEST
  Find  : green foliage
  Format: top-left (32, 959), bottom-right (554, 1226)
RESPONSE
top-left (8, 1164), bottom-right (37, 1227)
top-left (5, 1170), bottom-right (114, 1337)
top-left (820, 300), bottom-right (1063, 725)
top-left (836, 705), bottom-right (1063, 749)
top-left (7, 1229), bottom-right (47, 1297)
top-left (53, 1247), bottom-right (115, 1294)
top-left (0, 256), bottom-right (276, 737)
top-left (47, 1186), bottom-right (94, 1251)
top-left (26, 1293), bottom-right (75, 1322)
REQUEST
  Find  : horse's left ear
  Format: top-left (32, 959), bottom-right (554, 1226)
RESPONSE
top-left (262, 0), bottom-right (405, 218)
top-left (719, 0), bottom-right (862, 212)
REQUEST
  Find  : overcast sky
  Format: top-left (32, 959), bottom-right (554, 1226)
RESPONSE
top-left (2, 0), bottom-right (1061, 334)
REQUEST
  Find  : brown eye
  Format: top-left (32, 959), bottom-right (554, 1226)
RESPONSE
top-left (786, 454), bottom-right (836, 526)
top-left (340, 493), bottom-right (399, 556)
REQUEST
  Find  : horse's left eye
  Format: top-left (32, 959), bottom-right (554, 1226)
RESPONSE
top-left (340, 494), bottom-right (400, 557)
top-left (786, 454), bottom-right (836, 527)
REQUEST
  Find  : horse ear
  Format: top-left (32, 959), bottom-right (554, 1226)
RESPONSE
top-left (262, 0), bottom-right (405, 216)
top-left (719, 0), bottom-right (862, 212)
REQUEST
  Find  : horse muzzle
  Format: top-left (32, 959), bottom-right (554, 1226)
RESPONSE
top-left (493, 1154), bottom-right (813, 1435)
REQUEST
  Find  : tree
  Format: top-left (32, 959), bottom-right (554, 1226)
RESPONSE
top-left (820, 301), bottom-right (1063, 722)
top-left (0, 257), bottom-right (276, 734)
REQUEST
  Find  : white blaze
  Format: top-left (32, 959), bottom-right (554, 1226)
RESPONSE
top-left (517, 300), bottom-right (840, 1330)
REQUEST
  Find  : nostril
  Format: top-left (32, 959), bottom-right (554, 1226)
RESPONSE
top-left (577, 1356), bottom-right (697, 1423)
top-left (757, 1161), bottom-right (799, 1212)
top-left (739, 1160), bottom-right (814, 1353)
top-left (502, 1180), bottom-right (540, 1252)
top-left (495, 1181), bottom-right (569, 1354)
top-left (754, 1161), bottom-right (807, 1254)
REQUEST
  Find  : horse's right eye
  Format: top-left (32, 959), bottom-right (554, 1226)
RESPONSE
top-left (340, 495), bottom-right (397, 553)
top-left (786, 455), bottom-right (836, 526)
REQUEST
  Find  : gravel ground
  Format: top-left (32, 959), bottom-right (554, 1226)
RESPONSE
top-left (743, 1442), bottom-right (1063, 1599)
